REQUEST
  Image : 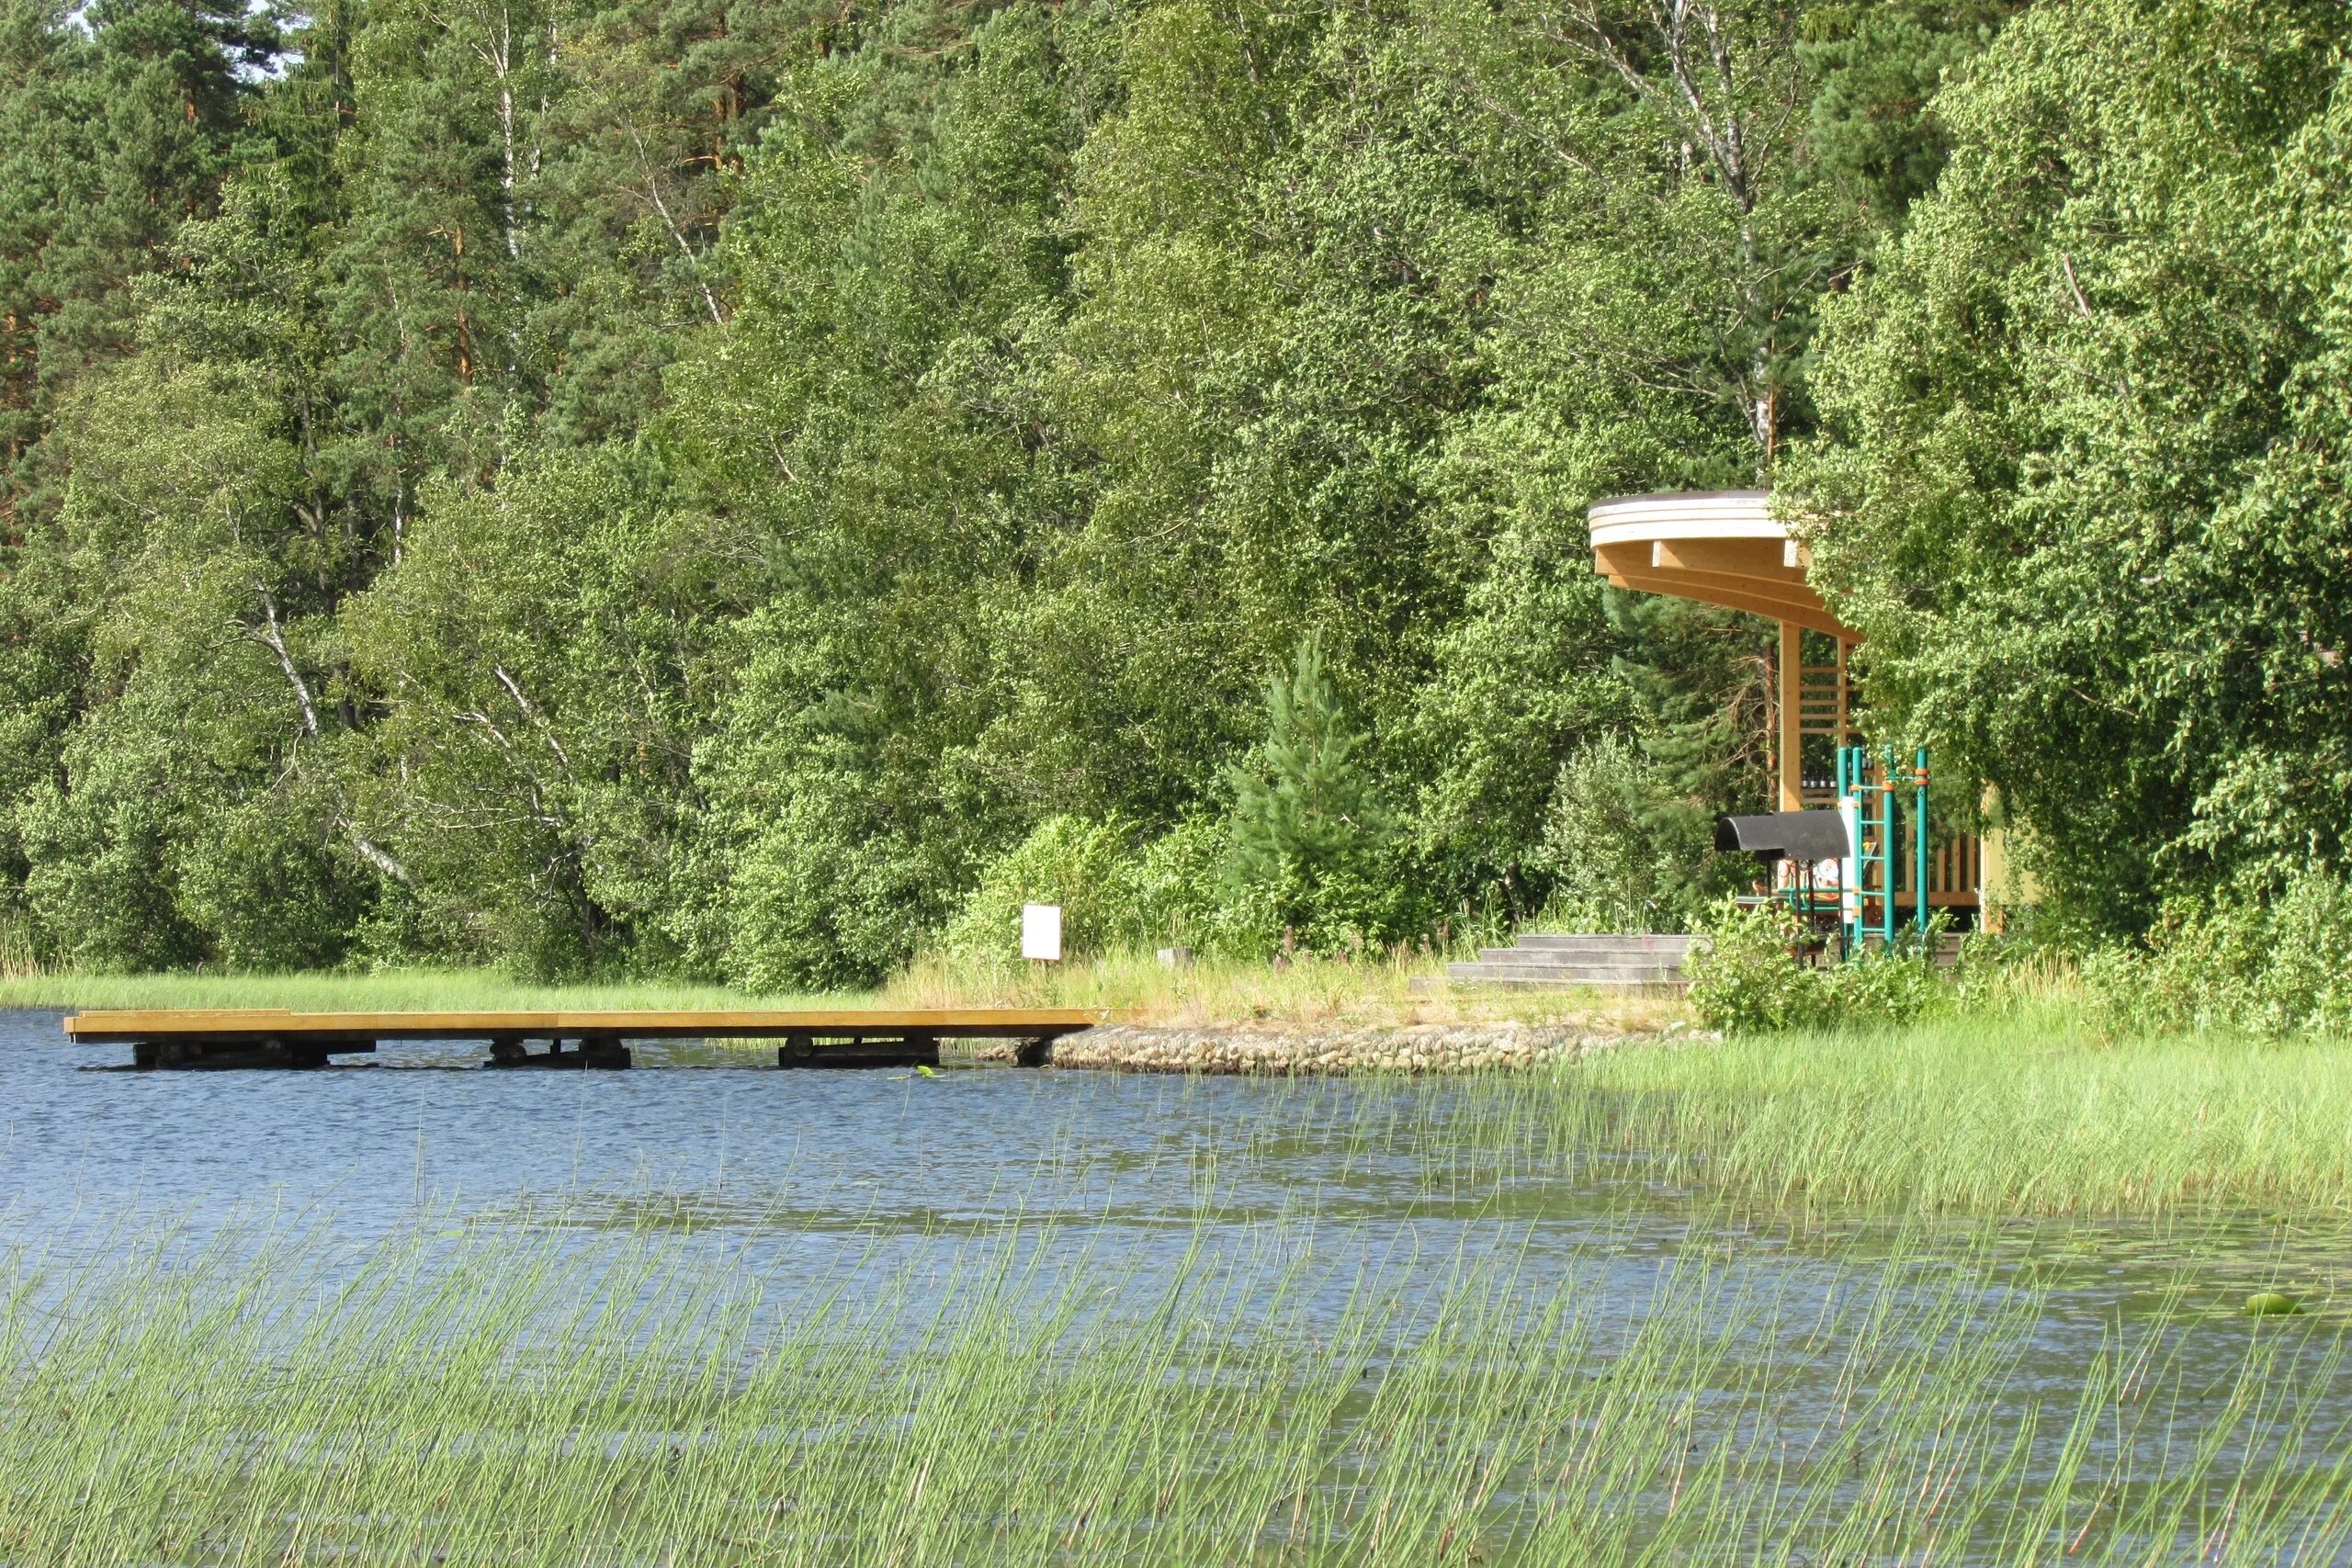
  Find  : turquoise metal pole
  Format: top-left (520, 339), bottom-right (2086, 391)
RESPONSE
top-left (1914, 747), bottom-right (1931, 936)
top-left (1877, 747), bottom-right (1894, 948)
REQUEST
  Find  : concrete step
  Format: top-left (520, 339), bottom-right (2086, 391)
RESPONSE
top-left (1453, 959), bottom-right (1687, 977)
top-left (1509, 932), bottom-right (1691, 955)
top-left (1442, 962), bottom-right (1689, 990)
top-left (1477, 945), bottom-right (1694, 966)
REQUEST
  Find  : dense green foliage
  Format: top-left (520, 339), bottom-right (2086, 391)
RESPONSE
top-left (1795, 0), bottom-right (2352, 937)
top-left (42, 0), bottom-right (2352, 985)
top-left (3, 0), bottom-right (2027, 981)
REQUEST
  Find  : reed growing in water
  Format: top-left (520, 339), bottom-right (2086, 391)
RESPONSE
top-left (2, 1201), bottom-right (2347, 1565)
top-left (1546, 1017), bottom-right (2352, 1217)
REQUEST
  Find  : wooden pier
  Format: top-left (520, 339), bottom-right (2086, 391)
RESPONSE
top-left (62, 1008), bottom-right (1107, 1070)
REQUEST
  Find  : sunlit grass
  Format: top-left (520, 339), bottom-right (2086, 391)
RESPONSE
top-left (0, 945), bottom-right (1687, 1032)
top-left (1505, 1013), bottom-right (2352, 1217)
top-left (0, 967), bottom-right (859, 1013)
top-left (883, 944), bottom-right (1685, 1030)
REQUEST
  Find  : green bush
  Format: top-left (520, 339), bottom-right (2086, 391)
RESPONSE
top-left (1532, 735), bottom-right (1687, 932)
top-left (941, 814), bottom-right (1295, 963)
top-left (1687, 898), bottom-right (1947, 1035)
top-left (720, 794), bottom-right (953, 991)
top-left (940, 816), bottom-right (1140, 962)
top-left (1125, 816), bottom-right (1282, 957)
top-left (2083, 870), bottom-right (2352, 1038)
top-left (1686, 901), bottom-right (1829, 1034)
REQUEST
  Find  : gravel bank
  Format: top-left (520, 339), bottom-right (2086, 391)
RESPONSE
top-left (1007, 1021), bottom-right (1664, 1075)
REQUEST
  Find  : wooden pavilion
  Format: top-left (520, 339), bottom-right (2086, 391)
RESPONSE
top-left (1587, 490), bottom-right (1990, 921)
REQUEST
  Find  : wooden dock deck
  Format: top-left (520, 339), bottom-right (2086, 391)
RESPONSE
top-left (62, 1008), bottom-right (1107, 1070)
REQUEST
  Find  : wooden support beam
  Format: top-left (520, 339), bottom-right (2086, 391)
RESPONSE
top-left (1602, 570), bottom-right (1852, 638)
top-left (777, 1032), bottom-right (941, 1069)
top-left (1778, 620), bottom-right (1803, 813)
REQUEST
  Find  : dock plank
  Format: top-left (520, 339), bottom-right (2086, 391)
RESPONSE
top-left (64, 1007), bottom-right (1107, 1044)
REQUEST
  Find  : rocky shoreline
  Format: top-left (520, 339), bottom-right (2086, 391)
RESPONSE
top-left (972, 1021), bottom-right (1681, 1075)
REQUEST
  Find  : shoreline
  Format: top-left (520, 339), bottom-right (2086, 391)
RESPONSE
top-left (0, 957), bottom-right (1690, 1036)
top-left (1016, 1021), bottom-right (1685, 1074)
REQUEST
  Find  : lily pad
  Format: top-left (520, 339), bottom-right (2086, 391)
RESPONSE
top-left (2245, 1291), bottom-right (2303, 1317)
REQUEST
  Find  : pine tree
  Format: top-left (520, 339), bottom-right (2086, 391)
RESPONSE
top-left (1226, 636), bottom-right (1399, 944)
top-left (0, 0), bottom-right (273, 524)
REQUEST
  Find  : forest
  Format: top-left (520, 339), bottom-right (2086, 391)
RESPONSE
top-left (6, 0), bottom-right (2351, 987)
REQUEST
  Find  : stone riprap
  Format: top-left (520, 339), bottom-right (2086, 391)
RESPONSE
top-left (1009, 1022), bottom-right (1663, 1075)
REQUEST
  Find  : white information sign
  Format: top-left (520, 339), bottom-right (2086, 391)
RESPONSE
top-left (1838, 796), bottom-right (1860, 931)
top-left (1021, 902), bottom-right (1063, 962)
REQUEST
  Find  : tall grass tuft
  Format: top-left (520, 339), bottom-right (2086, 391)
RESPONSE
top-left (1527, 1016), bottom-right (2352, 1216)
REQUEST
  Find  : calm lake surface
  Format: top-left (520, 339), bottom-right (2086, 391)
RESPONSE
top-left (6, 1009), bottom-right (2351, 1557)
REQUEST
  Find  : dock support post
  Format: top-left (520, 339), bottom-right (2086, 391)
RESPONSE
top-left (488, 1035), bottom-right (632, 1068)
top-left (129, 1035), bottom-right (351, 1069)
top-left (776, 1032), bottom-right (939, 1068)
top-left (581, 1036), bottom-right (632, 1070)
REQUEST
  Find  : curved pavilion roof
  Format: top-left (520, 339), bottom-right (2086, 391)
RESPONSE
top-left (1587, 490), bottom-right (1854, 641)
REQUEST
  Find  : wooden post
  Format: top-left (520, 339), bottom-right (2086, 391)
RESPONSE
top-left (1778, 619), bottom-right (1804, 812)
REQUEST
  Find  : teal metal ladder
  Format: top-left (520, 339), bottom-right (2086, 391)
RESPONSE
top-left (1838, 745), bottom-right (1931, 951)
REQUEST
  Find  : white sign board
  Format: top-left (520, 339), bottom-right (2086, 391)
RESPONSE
top-left (1021, 902), bottom-right (1063, 962)
top-left (1838, 795), bottom-right (1860, 930)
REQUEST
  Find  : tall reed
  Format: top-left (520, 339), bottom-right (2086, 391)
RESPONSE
top-left (1553, 1017), bottom-right (2352, 1216)
top-left (2, 1203), bottom-right (2347, 1564)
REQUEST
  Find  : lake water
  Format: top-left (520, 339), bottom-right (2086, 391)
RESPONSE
top-left (7, 1010), bottom-right (2352, 1559)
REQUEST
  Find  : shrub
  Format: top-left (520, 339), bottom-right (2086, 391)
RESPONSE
top-left (2083, 869), bottom-right (2352, 1038)
top-left (1532, 735), bottom-right (1684, 932)
top-left (939, 814), bottom-right (1299, 964)
top-left (1686, 900), bottom-right (1831, 1033)
top-left (1687, 898), bottom-right (1948, 1035)
top-left (1125, 815), bottom-right (1282, 956)
top-left (940, 815), bottom-right (1142, 961)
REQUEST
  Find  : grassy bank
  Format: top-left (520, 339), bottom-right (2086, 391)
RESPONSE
top-left (1518, 1014), bottom-right (2352, 1217)
top-left (880, 947), bottom-right (1684, 1029)
top-left (4, 1206), bottom-right (2347, 1565)
top-left (0, 967), bottom-right (854, 1012)
top-left (0, 948), bottom-right (1685, 1030)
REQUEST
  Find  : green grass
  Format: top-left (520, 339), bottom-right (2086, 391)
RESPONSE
top-left (1522, 1011), bottom-right (2352, 1217)
top-left (0, 966), bottom-right (863, 1012)
top-left (883, 945), bottom-right (1680, 1029)
top-left (0, 946), bottom-right (1683, 1029)
top-left (5, 1203), bottom-right (2349, 1565)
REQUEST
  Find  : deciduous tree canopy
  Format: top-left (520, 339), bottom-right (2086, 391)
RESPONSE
top-left (35, 0), bottom-right (2332, 978)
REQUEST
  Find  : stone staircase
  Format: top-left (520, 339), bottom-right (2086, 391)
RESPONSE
top-left (1433, 932), bottom-right (1692, 991)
